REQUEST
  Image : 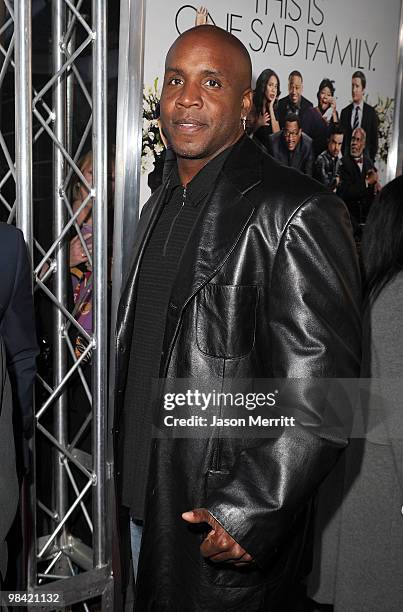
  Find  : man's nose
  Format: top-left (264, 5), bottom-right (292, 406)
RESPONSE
top-left (176, 82), bottom-right (202, 107)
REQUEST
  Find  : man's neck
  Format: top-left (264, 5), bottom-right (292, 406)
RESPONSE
top-left (177, 157), bottom-right (210, 187)
top-left (176, 132), bottom-right (243, 186)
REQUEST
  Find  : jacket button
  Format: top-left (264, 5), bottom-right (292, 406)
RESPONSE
top-left (119, 345), bottom-right (126, 353)
top-left (169, 301), bottom-right (178, 310)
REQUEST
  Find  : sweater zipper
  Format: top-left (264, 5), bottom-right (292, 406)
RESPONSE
top-left (162, 186), bottom-right (186, 257)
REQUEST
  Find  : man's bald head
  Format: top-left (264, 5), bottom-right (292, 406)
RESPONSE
top-left (166, 25), bottom-right (252, 93)
top-left (160, 25), bottom-right (253, 182)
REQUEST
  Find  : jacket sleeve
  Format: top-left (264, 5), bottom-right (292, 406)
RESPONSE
top-left (0, 229), bottom-right (38, 436)
top-left (206, 195), bottom-right (361, 568)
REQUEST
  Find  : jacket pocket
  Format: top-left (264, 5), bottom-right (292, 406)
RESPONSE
top-left (196, 284), bottom-right (257, 359)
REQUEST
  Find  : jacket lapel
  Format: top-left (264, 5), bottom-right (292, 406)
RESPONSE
top-left (170, 136), bottom-right (262, 312)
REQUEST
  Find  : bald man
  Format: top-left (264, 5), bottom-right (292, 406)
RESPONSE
top-left (114, 26), bottom-right (361, 610)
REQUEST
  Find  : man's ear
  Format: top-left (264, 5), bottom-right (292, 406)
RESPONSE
top-left (241, 88), bottom-right (253, 118)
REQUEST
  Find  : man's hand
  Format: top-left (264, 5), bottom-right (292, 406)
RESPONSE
top-left (182, 508), bottom-right (254, 566)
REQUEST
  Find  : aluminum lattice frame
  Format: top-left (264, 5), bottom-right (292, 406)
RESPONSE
top-left (1, 1), bottom-right (113, 609)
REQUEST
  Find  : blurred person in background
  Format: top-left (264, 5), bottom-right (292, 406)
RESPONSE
top-left (308, 175), bottom-right (403, 611)
top-left (69, 149), bottom-right (115, 363)
top-left (67, 149), bottom-right (115, 544)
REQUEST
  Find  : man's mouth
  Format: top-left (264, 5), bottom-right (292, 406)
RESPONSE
top-left (173, 119), bottom-right (206, 132)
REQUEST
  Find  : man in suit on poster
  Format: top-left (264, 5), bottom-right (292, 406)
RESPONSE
top-left (268, 114), bottom-right (314, 175)
top-left (338, 127), bottom-right (380, 229)
top-left (114, 25), bottom-right (361, 611)
top-left (340, 70), bottom-right (379, 163)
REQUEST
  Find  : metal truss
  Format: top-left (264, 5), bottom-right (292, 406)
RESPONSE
top-left (1, 1), bottom-right (113, 609)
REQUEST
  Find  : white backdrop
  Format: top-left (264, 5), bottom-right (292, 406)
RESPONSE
top-left (141, 0), bottom-right (402, 203)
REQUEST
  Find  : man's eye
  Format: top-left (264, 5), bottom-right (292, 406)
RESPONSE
top-left (168, 77), bottom-right (183, 86)
top-left (205, 79), bottom-right (221, 88)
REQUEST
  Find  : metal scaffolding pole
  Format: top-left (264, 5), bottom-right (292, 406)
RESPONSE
top-left (52, 0), bottom-right (69, 571)
top-left (108, 6), bottom-right (146, 600)
top-left (111, 0), bottom-right (145, 298)
top-left (109, 0), bottom-right (145, 454)
top-left (12, 1), bottom-right (114, 608)
top-left (15, 0), bottom-right (33, 248)
top-left (92, 0), bottom-right (108, 570)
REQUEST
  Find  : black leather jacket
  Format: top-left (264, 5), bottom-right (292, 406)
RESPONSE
top-left (114, 136), bottom-right (361, 611)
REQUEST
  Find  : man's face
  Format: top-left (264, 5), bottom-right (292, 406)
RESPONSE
top-left (328, 134), bottom-right (343, 158)
top-left (160, 33), bottom-right (251, 162)
top-left (284, 121), bottom-right (301, 151)
top-left (350, 130), bottom-right (365, 157)
top-left (288, 75), bottom-right (302, 106)
top-left (351, 77), bottom-right (364, 104)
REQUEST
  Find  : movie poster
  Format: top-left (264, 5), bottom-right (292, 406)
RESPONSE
top-left (140, 0), bottom-right (401, 206)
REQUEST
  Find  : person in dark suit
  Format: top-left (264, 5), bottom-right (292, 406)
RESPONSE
top-left (0, 223), bottom-right (38, 441)
top-left (0, 223), bottom-right (37, 588)
top-left (268, 114), bottom-right (314, 175)
top-left (277, 70), bottom-right (313, 129)
top-left (338, 127), bottom-right (380, 231)
top-left (340, 70), bottom-right (379, 163)
top-left (0, 340), bottom-right (19, 589)
top-left (113, 26), bottom-right (361, 611)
